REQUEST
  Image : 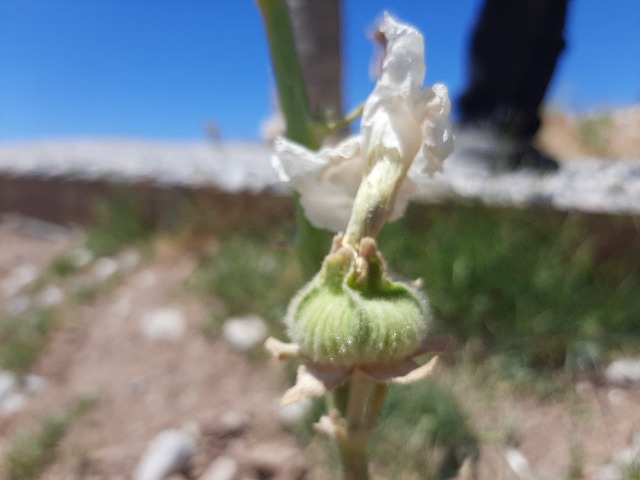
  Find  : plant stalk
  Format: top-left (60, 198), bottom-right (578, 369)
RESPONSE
top-left (256, 0), bottom-right (331, 277)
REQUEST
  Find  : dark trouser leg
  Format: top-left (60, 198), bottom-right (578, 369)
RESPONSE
top-left (459, 0), bottom-right (569, 140)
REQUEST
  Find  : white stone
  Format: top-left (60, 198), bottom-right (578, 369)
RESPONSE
top-left (216, 411), bottom-right (250, 437)
top-left (24, 374), bottom-right (47, 394)
top-left (198, 456), bottom-right (238, 480)
top-left (92, 257), bottom-right (119, 281)
top-left (222, 315), bottom-right (267, 351)
top-left (0, 371), bottom-right (17, 400)
top-left (2, 264), bottom-right (38, 297)
top-left (605, 359), bottom-right (640, 386)
top-left (0, 392), bottom-right (26, 415)
top-left (504, 447), bottom-right (532, 478)
top-left (598, 464), bottom-right (621, 480)
top-left (4, 294), bottom-right (30, 314)
top-left (36, 284), bottom-right (64, 307)
top-left (68, 247), bottom-right (94, 268)
top-left (139, 308), bottom-right (186, 341)
top-left (277, 397), bottom-right (314, 425)
top-left (133, 428), bottom-right (197, 480)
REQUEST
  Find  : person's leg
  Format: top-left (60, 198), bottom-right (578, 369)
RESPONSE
top-left (458, 0), bottom-right (569, 170)
top-left (459, 0), bottom-right (545, 126)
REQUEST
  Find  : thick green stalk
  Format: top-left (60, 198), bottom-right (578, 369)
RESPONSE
top-left (256, 0), bottom-right (318, 149)
top-left (256, 0), bottom-right (331, 277)
top-left (337, 434), bottom-right (370, 480)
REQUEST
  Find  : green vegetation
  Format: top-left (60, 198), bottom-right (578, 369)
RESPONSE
top-left (4, 397), bottom-right (96, 480)
top-left (579, 114), bottom-right (613, 156)
top-left (619, 458), bottom-right (640, 480)
top-left (86, 189), bottom-right (154, 256)
top-left (379, 203), bottom-right (640, 370)
top-left (0, 309), bottom-right (56, 377)
top-left (193, 201), bottom-right (640, 372)
top-left (189, 231), bottom-right (302, 337)
top-left (372, 381), bottom-right (478, 479)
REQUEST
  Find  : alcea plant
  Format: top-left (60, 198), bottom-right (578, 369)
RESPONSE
top-left (258, 4), bottom-right (452, 479)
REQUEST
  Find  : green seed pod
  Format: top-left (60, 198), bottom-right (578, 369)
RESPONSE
top-left (286, 237), bottom-right (429, 366)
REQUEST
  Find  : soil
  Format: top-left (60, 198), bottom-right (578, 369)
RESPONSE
top-left (1, 215), bottom-right (640, 480)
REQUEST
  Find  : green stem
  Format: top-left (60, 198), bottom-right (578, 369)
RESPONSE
top-left (319, 103), bottom-right (365, 137)
top-left (256, 0), bottom-right (318, 149)
top-left (256, 0), bottom-right (330, 277)
top-left (364, 383), bottom-right (388, 432)
top-left (335, 371), bottom-right (374, 480)
top-left (337, 434), bottom-right (370, 480)
top-left (346, 370), bottom-right (371, 431)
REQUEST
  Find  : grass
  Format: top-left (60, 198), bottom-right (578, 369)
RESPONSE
top-left (187, 201), bottom-right (640, 477)
top-left (85, 189), bottom-right (154, 256)
top-left (372, 381), bottom-right (479, 479)
top-left (4, 397), bottom-right (96, 480)
top-left (579, 114), bottom-right (613, 156)
top-left (378, 203), bottom-right (640, 370)
top-left (619, 458), bottom-right (640, 480)
top-left (0, 309), bottom-right (56, 377)
top-left (189, 230), bottom-right (302, 338)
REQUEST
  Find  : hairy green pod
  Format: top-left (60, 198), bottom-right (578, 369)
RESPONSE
top-left (286, 238), bottom-right (429, 366)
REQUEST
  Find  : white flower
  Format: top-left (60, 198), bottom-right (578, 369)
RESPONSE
top-left (272, 13), bottom-right (453, 236)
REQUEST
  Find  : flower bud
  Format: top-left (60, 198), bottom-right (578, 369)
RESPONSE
top-left (285, 237), bottom-right (429, 366)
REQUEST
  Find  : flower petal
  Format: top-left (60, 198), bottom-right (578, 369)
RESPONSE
top-left (390, 356), bottom-right (439, 385)
top-left (361, 359), bottom-right (421, 382)
top-left (412, 83), bottom-right (454, 176)
top-left (264, 337), bottom-right (300, 360)
top-left (314, 411), bottom-right (347, 440)
top-left (272, 135), bottom-right (363, 232)
top-left (374, 13), bottom-right (426, 98)
top-left (282, 364), bottom-right (353, 405)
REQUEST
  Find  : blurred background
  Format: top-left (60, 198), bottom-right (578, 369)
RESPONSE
top-left (2, 2), bottom-right (640, 479)
top-left (1, 0), bottom-right (638, 143)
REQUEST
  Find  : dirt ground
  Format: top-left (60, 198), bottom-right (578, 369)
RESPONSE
top-left (1, 212), bottom-right (640, 480)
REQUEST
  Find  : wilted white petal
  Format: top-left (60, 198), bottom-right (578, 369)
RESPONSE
top-left (273, 136), bottom-right (363, 232)
top-left (389, 356), bottom-right (438, 385)
top-left (272, 13), bottom-right (452, 236)
top-left (264, 337), bottom-right (300, 360)
top-left (314, 411), bottom-right (347, 440)
top-left (282, 364), bottom-right (352, 405)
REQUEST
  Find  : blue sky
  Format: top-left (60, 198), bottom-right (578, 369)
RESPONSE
top-left (0, 0), bottom-right (638, 142)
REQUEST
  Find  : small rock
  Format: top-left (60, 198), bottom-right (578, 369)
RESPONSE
top-left (278, 397), bottom-right (314, 425)
top-left (240, 442), bottom-right (306, 480)
top-left (2, 264), bottom-right (38, 297)
top-left (4, 294), bottom-right (30, 314)
top-left (139, 308), bottom-right (186, 341)
top-left (605, 358), bottom-right (640, 386)
top-left (199, 456), bottom-right (238, 480)
top-left (24, 374), bottom-right (47, 394)
top-left (222, 315), bottom-right (267, 351)
top-left (0, 392), bottom-right (27, 415)
top-left (0, 371), bottom-right (17, 400)
top-left (133, 428), bottom-right (198, 480)
top-left (68, 247), bottom-right (94, 268)
top-left (92, 257), bottom-right (119, 281)
top-left (214, 410), bottom-right (250, 438)
top-left (598, 463), bottom-right (621, 480)
top-left (36, 284), bottom-right (64, 307)
top-left (504, 447), bottom-right (531, 478)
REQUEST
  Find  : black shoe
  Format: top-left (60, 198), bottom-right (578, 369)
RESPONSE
top-left (506, 145), bottom-right (560, 172)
